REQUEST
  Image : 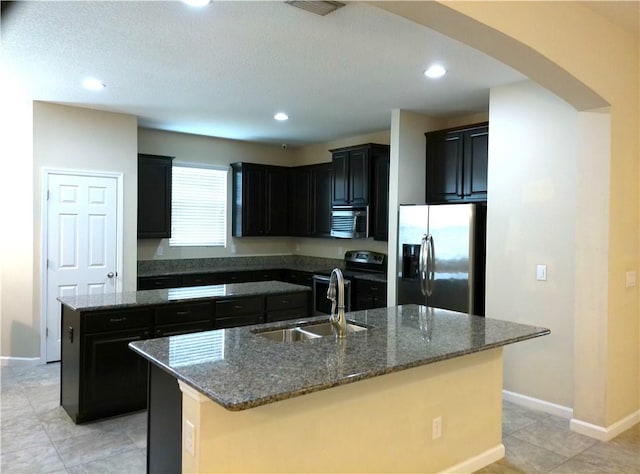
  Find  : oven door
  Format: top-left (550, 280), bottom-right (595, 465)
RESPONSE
top-left (312, 275), bottom-right (352, 316)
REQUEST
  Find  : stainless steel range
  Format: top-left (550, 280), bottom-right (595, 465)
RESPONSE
top-left (312, 250), bottom-right (387, 315)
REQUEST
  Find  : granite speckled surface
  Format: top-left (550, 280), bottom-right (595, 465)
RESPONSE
top-left (129, 305), bottom-right (550, 411)
top-left (58, 281), bottom-right (310, 312)
top-left (137, 255), bottom-right (344, 277)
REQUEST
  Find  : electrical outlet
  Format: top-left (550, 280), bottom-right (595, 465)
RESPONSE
top-left (432, 416), bottom-right (442, 440)
top-left (184, 420), bottom-right (196, 456)
top-left (536, 264), bottom-right (547, 281)
top-left (156, 245), bottom-right (163, 257)
top-left (626, 270), bottom-right (637, 288)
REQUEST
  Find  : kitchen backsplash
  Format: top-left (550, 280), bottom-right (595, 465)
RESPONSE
top-left (137, 255), bottom-right (344, 277)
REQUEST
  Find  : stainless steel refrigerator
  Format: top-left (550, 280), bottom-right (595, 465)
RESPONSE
top-left (397, 203), bottom-right (486, 316)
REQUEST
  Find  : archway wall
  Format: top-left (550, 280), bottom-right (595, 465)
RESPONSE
top-left (373, 1), bottom-right (639, 428)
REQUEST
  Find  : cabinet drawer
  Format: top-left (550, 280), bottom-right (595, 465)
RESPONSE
top-left (215, 297), bottom-right (264, 317)
top-left (182, 274), bottom-right (221, 287)
top-left (266, 309), bottom-right (307, 323)
top-left (138, 275), bottom-right (182, 290)
top-left (154, 320), bottom-right (214, 337)
top-left (215, 314), bottom-right (265, 329)
top-left (266, 292), bottom-right (308, 311)
top-left (84, 308), bottom-right (153, 333)
top-left (155, 302), bottom-right (213, 325)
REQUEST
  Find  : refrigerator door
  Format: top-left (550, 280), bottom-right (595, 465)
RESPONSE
top-left (425, 203), bottom-right (475, 314)
top-left (397, 205), bottom-right (429, 305)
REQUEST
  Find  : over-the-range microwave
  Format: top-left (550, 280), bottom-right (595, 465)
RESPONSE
top-left (330, 207), bottom-right (368, 239)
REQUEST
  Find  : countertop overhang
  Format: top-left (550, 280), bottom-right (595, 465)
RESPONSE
top-left (57, 281), bottom-right (311, 312)
top-left (129, 305), bottom-right (550, 411)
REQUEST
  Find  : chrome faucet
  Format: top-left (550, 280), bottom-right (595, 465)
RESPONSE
top-left (327, 268), bottom-right (347, 338)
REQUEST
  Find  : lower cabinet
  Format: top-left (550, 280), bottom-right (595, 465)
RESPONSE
top-left (214, 296), bottom-right (265, 329)
top-left (354, 279), bottom-right (387, 311)
top-left (61, 290), bottom-right (309, 423)
top-left (61, 307), bottom-right (154, 423)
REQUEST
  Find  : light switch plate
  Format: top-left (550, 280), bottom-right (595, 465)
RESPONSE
top-left (536, 264), bottom-right (547, 281)
top-left (626, 270), bottom-right (637, 288)
top-left (185, 420), bottom-right (196, 456)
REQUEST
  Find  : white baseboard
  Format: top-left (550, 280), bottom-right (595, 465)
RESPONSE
top-left (502, 389), bottom-right (573, 419)
top-left (0, 356), bottom-right (43, 368)
top-left (440, 444), bottom-right (505, 474)
top-left (571, 411), bottom-right (640, 441)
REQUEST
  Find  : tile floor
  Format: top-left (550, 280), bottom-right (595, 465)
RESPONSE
top-left (1, 362), bottom-right (638, 473)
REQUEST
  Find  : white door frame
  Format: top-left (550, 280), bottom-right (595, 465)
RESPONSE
top-left (40, 168), bottom-right (124, 364)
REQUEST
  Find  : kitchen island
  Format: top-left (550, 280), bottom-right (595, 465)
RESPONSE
top-left (130, 305), bottom-right (549, 473)
top-left (58, 280), bottom-right (311, 423)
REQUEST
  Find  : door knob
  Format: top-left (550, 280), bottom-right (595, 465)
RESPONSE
top-left (107, 272), bottom-right (115, 278)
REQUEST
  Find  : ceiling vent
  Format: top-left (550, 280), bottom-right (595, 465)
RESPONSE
top-left (285, 1), bottom-right (345, 16)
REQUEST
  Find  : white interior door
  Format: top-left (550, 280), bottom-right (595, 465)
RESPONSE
top-left (46, 173), bottom-right (119, 362)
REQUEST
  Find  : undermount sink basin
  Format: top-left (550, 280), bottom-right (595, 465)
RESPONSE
top-left (255, 320), bottom-right (369, 342)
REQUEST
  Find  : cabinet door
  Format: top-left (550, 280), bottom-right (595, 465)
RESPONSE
top-left (265, 167), bottom-right (289, 235)
top-left (463, 126), bottom-right (489, 201)
top-left (371, 155), bottom-right (390, 241)
top-left (312, 163), bottom-right (333, 236)
top-left (426, 131), bottom-right (464, 203)
top-left (138, 154), bottom-right (173, 238)
top-left (354, 280), bottom-right (387, 311)
top-left (82, 327), bottom-right (150, 420)
top-left (241, 166), bottom-right (266, 236)
top-left (348, 148), bottom-right (370, 206)
top-left (289, 167), bottom-right (313, 236)
top-left (331, 151), bottom-right (349, 206)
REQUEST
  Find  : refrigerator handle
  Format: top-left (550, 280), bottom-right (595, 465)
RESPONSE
top-left (426, 234), bottom-right (435, 297)
top-left (419, 234), bottom-right (429, 296)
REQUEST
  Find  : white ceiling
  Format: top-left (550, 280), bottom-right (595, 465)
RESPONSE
top-left (3, 0), bottom-right (599, 146)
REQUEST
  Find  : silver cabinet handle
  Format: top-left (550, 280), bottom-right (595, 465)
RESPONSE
top-left (107, 272), bottom-right (115, 278)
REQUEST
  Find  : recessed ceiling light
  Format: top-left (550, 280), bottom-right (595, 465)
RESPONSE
top-left (424, 64), bottom-right (447, 79)
top-left (82, 78), bottom-right (106, 91)
top-left (181, 0), bottom-right (211, 6)
top-left (274, 112), bottom-right (289, 121)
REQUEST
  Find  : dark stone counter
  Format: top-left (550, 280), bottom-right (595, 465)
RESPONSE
top-left (129, 305), bottom-right (549, 411)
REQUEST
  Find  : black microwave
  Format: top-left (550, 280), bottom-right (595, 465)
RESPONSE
top-left (330, 207), bottom-right (368, 239)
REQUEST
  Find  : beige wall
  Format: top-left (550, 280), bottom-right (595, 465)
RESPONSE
top-left (0, 67), bottom-right (35, 359)
top-left (487, 80), bottom-right (581, 408)
top-left (374, 0), bottom-right (639, 430)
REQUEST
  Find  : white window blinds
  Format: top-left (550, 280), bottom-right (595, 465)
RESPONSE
top-left (169, 163), bottom-right (227, 247)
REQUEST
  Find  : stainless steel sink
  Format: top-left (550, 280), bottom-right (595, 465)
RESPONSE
top-left (255, 320), bottom-right (369, 342)
top-left (257, 327), bottom-right (321, 342)
top-left (301, 321), bottom-right (368, 337)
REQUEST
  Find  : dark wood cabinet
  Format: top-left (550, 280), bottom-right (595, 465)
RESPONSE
top-left (61, 306), bottom-right (153, 423)
top-left (425, 123), bottom-right (488, 203)
top-left (280, 269), bottom-right (315, 287)
top-left (138, 275), bottom-right (182, 290)
top-left (289, 163), bottom-right (333, 237)
top-left (61, 288), bottom-right (310, 423)
top-left (231, 163), bottom-right (289, 237)
top-left (289, 166), bottom-right (314, 236)
top-left (330, 145), bottom-right (378, 207)
top-left (154, 302), bottom-right (214, 337)
top-left (353, 279), bottom-right (387, 311)
top-left (138, 154), bottom-right (173, 239)
top-left (371, 153), bottom-right (390, 241)
top-left (214, 296), bottom-right (265, 329)
top-left (266, 292), bottom-right (310, 322)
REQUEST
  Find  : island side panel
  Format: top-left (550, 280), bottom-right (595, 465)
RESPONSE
top-left (61, 305), bottom-right (81, 422)
top-left (180, 348), bottom-right (504, 474)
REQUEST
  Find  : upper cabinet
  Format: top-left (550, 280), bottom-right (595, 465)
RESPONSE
top-left (231, 163), bottom-right (289, 237)
top-left (289, 163), bottom-right (333, 238)
top-left (371, 152), bottom-right (390, 241)
top-left (331, 144), bottom-right (386, 207)
top-left (138, 154), bottom-right (173, 239)
top-left (425, 123), bottom-right (488, 204)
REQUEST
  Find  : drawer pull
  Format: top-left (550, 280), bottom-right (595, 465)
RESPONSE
top-left (176, 311), bottom-right (190, 316)
top-left (109, 317), bottom-right (127, 323)
top-left (233, 305), bottom-right (243, 309)
top-left (281, 300), bottom-right (289, 304)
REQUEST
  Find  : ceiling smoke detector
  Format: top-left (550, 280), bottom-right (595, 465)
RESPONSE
top-left (285, 1), bottom-right (345, 16)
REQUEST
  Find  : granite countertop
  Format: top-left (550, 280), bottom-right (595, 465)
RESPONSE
top-left (129, 305), bottom-right (550, 411)
top-left (58, 281), bottom-right (311, 312)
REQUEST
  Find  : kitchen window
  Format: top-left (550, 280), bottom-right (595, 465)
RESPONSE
top-left (169, 163), bottom-right (227, 247)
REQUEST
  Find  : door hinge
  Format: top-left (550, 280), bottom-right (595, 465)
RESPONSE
top-left (47, 190), bottom-right (50, 200)
top-left (46, 327), bottom-right (49, 338)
